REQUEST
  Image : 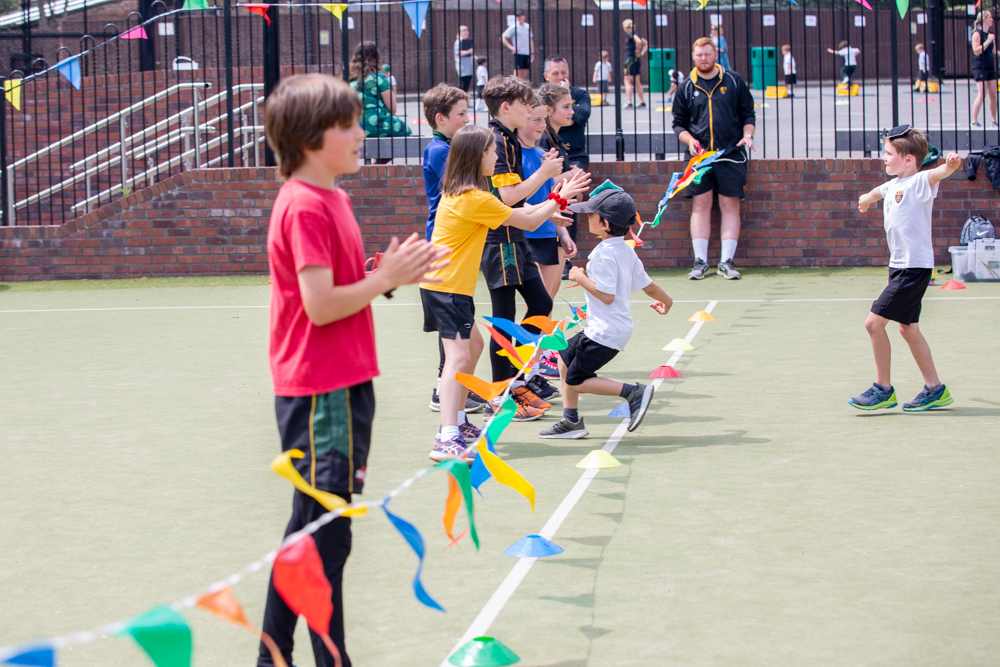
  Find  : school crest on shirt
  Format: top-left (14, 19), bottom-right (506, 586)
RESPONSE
top-left (720, 86), bottom-right (727, 95)
top-left (895, 190), bottom-right (904, 203)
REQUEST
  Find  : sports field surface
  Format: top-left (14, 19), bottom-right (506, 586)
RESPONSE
top-left (2, 268), bottom-right (998, 667)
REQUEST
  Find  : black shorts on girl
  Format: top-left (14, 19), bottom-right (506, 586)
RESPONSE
top-left (420, 289), bottom-right (476, 339)
top-left (526, 237), bottom-right (561, 265)
top-left (559, 332), bottom-right (620, 386)
top-left (871, 267), bottom-right (932, 325)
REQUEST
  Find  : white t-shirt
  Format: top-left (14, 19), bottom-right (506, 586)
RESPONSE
top-left (783, 52), bottom-right (797, 75)
top-left (918, 51), bottom-right (929, 72)
top-left (582, 236), bottom-right (653, 351)
top-left (878, 171), bottom-right (939, 269)
top-left (838, 47), bottom-right (860, 66)
top-left (594, 60), bottom-right (612, 82)
top-left (502, 23), bottom-right (533, 55)
top-left (476, 64), bottom-right (489, 86)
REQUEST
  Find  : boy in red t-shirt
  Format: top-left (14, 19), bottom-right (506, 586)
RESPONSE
top-left (259, 74), bottom-right (448, 667)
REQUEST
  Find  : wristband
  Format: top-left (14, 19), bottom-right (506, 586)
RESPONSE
top-left (547, 192), bottom-right (569, 211)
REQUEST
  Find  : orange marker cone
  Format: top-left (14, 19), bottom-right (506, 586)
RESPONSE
top-left (940, 280), bottom-right (966, 290)
top-left (649, 365), bottom-right (683, 378)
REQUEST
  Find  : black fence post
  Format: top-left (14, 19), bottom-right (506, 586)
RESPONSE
top-left (890, 7), bottom-right (899, 127)
top-left (263, 4), bottom-right (281, 167)
top-left (927, 0), bottom-right (945, 81)
top-left (341, 11), bottom-right (350, 81)
top-left (427, 4), bottom-right (434, 88)
top-left (0, 77), bottom-right (8, 227)
top-left (613, 0), bottom-right (624, 161)
top-left (537, 0), bottom-right (546, 67)
top-left (224, 0), bottom-right (235, 167)
top-left (139, 0), bottom-right (157, 71)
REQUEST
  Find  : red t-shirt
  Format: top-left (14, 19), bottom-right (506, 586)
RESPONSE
top-left (267, 180), bottom-right (379, 396)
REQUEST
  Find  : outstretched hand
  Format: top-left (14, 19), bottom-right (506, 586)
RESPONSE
top-left (553, 168), bottom-right (592, 201)
top-left (649, 301), bottom-right (669, 315)
top-left (377, 233), bottom-right (451, 287)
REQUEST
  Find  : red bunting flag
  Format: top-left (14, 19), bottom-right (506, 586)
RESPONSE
top-left (244, 3), bottom-right (271, 24)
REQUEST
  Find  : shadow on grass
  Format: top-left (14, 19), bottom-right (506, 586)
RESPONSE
top-left (624, 429), bottom-right (771, 451)
top-left (0, 285), bottom-right (9, 292)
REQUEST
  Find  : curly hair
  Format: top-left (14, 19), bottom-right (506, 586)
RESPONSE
top-left (349, 41), bottom-right (380, 82)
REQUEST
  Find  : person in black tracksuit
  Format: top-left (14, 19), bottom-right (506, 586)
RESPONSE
top-left (671, 38), bottom-right (756, 281)
top-left (971, 10), bottom-right (998, 128)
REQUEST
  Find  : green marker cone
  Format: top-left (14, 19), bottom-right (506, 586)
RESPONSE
top-left (448, 636), bottom-right (520, 666)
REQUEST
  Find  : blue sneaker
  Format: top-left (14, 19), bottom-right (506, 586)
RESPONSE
top-left (848, 383), bottom-right (897, 411)
top-left (902, 384), bottom-right (953, 412)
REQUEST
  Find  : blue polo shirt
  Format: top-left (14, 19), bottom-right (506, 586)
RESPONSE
top-left (423, 131), bottom-right (450, 241)
top-left (522, 145), bottom-right (556, 239)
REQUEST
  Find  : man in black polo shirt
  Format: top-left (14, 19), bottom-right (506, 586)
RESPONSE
top-left (672, 36), bottom-right (756, 280)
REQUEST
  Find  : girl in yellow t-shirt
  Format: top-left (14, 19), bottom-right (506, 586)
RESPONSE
top-left (420, 124), bottom-right (589, 463)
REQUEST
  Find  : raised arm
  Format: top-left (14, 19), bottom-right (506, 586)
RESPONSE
top-left (857, 185), bottom-right (885, 213)
top-left (927, 152), bottom-right (962, 188)
top-left (496, 149), bottom-right (563, 205)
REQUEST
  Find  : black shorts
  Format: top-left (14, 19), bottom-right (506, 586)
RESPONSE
top-left (917, 71), bottom-right (928, 82)
top-left (514, 53), bottom-right (531, 70)
top-left (785, 73), bottom-right (797, 85)
top-left (871, 267), bottom-right (932, 325)
top-left (526, 237), bottom-right (560, 265)
top-left (559, 332), bottom-right (619, 386)
top-left (973, 67), bottom-right (997, 82)
top-left (482, 241), bottom-right (541, 290)
top-left (597, 81), bottom-right (610, 94)
top-left (683, 156), bottom-right (748, 200)
top-left (840, 64), bottom-right (857, 81)
top-left (625, 58), bottom-right (641, 76)
top-left (274, 382), bottom-right (374, 495)
top-left (421, 289), bottom-right (476, 339)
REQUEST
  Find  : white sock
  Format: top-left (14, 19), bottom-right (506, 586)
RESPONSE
top-left (441, 425), bottom-right (461, 441)
top-left (510, 379), bottom-right (525, 389)
top-left (721, 239), bottom-right (738, 263)
top-left (692, 238), bottom-right (709, 262)
top-left (436, 376), bottom-right (441, 390)
top-left (457, 410), bottom-right (467, 425)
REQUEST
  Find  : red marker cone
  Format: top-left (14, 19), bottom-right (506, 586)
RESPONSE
top-left (649, 365), bottom-right (683, 378)
top-left (940, 280), bottom-right (966, 290)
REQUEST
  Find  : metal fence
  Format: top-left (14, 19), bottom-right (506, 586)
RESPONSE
top-left (2, 0), bottom-right (999, 226)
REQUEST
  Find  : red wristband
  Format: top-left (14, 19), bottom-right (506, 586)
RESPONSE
top-left (547, 192), bottom-right (569, 211)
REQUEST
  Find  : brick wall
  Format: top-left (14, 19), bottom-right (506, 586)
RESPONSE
top-left (2, 159), bottom-right (997, 281)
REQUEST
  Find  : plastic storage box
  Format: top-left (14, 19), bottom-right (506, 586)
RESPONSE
top-left (950, 241), bottom-right (1000, 282)
top-left (949, 245), bottom-right (972, 282)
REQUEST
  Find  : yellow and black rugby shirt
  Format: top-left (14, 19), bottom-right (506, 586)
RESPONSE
top-left (487, 117), bottom-right (527, 244)
top-left (670, 64), bottom-right (756, 157)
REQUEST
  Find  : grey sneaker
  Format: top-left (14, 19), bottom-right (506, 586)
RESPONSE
top-left (971, 121), bottom-right (984, 129)
top-left (902, 384), bottom-right (953, 412)
top-left (848, 383), bottom-right (897, 411)
top-left (624, 383), bottom-right (655, 432)
top-left (717, 260), bottom-right (742, 280)
top-left (688, 259), bottom-right (710, 280)
top-left (539, 418), bottom-right (589, 439)
top-left (431, 387), bottom-right (486, 413)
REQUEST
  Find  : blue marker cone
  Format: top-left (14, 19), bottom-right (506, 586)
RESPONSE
top-left (504, 535), bottom-right (564, 558)
top-left (607, 402), bottom-right (630, 418)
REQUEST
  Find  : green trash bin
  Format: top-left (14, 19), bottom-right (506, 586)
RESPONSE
top-left (750, 46), bottom-right (778, 91)
top-left (647, 48), bottom-right (676, 94)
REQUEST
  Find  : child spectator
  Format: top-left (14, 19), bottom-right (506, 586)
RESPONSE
top-left (915, 43), bottom-right (929, 91)
top-left (540, 188), bottom-right (673, 439)
top-left (852, 125), bottom-right (961, 412)
top-left (475, 56), bottom-right (489, 111)
top-left (380, 63), bottom-right (397, 96)
top-left (593, 50), bottom-right (613, 105)
top-left (665, 68), bottom-right (685, 105)
top-left (827, 40), bottom-right (860, 85)
top-left (782, 44), bottom-right (797, 97)
top-left (420, 125), bottom-right (589, 461)
top-left (260, 73), bottom-right (447, 667)
top-left (421, 84), bottom-right (487, 416)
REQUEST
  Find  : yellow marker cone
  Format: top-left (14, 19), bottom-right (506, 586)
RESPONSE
top-left (688, 310), bottom-right (716, 322)
top-left (576, 450), bottom-right (622, 469)
top-left (663, 338), bottom-right (694, 351)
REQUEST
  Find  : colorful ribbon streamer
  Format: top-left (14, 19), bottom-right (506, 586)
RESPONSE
top-left (116, 606), bottom-right (192, 667)
top-left (1, 645), bottom-right (54, 667)
top-left (382, 502), bottom-right (445, 612)
top-left (483, 316), bottom-right (543, 346)
top-left (271, 450), bottom-right (348, 512)
top-left (436, 458), bottom-right (479, 549)
top-left (244, 3), bottom-right (272, 23)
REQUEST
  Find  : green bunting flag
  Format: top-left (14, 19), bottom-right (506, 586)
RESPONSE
top-left (182, 0), bottom-right (210, 9)
top-left (117, 606), bottom-right (192, 667)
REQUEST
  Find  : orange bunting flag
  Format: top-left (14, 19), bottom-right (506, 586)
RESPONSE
top-left (196, 587), bottom-right (255, 632)
top-left (244, 3), bottom-right (271, 24)
top-left (520, 315), bottom-right (558, 334)
top-left (455, 373), bottom-right (511, 401)
top-left (442, 474), bottom-right (462, 540)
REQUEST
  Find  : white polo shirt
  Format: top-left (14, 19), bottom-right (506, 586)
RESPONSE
top-left (878, 170), bottom-right (939, 269)
top-left (583, 236), bottom-right (653, 351)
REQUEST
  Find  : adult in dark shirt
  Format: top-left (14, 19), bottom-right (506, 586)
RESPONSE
top-left (541, 55), bottom-right (591, 277)
top-left (971, 10), bottom-right (998, 128)
top-left (671, 37), bottom-right (756, 281)
top-left (622, 19), bottom-right (648, 107)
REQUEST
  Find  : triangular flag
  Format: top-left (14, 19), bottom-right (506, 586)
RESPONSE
top-left (521, 315), bottom-right (558, 334)
top-left (649, 365), bottom-right (683, 378)
top-left (4, 79), bottom-right (21, 110)
top-left (483, 316), bottom-right (543, 346)
top-left (182, 0), bottom-right (209, 9)
top-left (696, 0), bottom-right (709, 9)
top-left (55, 56), bottom-right (81, 90)
top-left (117, 606), bottom-right (192, 667)
top-left (1, 644), bottom-right (55, 667)
top-left (469, 433), bottom-right (498, 490)
top-left (271, 450), bottom-right (348, 511)
top-left (244, 3), bottom-right (271, 24)
top-left (383, 502), bottom-right (445, 611)
top-left (538, 328), bottom-right (568, 352)
top-left (195, 587), bottom-right (255, 633)
top-left (455, 373), bottom-right (511, 402)
top-left (895, 0), bottom-right (908, 17)
top-left (484, 324), bottom-right (523, 364)
top-left (485, 396), bottom-right (517, 445)
top-left (321, 3), bottom-right (348, 20)
top-left (498, 344), bottom-right (536, 371)
top-left (853, 0), bottom-right (873, 8)
top-left (402, 1), bottom-right (429, 38)
top-left (688, 310), bottom-right (716, 322)
top-left (663, 338), bottom-right (694, 351)
top-left (120, 26), bottom-right (148, 39)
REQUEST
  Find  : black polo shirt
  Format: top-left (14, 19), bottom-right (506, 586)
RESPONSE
top-left (488, 117), bottom-right (526, 243)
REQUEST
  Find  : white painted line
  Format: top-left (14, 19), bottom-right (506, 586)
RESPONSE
top-left (439, 300), bottom-right (718, 666)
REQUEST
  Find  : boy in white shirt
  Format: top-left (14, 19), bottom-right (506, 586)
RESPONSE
top-left (475, 56), bottom-right (489, 111)
top-left (665, 68), bottom-right (684, 104)
top-left (827, 40), bottom-right (860, 84)
top-left (539, 189), bottom-right (674, 439)
top-left (781, 44), bottom-right (797, 97)
top-left (914, 43), bottom-right (929, 91)
top-left (853, 125), bottom-right (961, 412)
top-left (593, 50), bottom-right (613, 105)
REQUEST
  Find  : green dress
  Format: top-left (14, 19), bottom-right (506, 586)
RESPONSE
top-left (350, 72), bottom-right (412, 137)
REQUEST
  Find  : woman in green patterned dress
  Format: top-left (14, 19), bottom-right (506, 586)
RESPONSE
top-left (349, 41), bottom-right (412, 137)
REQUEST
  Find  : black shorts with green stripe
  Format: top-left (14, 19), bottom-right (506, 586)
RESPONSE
top-left (275, 381), bottom-right (374, 495)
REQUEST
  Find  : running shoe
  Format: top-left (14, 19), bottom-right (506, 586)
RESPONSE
top-left (539, 418), bottom-right (589, 439)
top-left (902, 384), bottom-right (953, 412)
top-left (430, 388), bottom-right (487, 413)
top-left (638, 102), bottom-right (647, 108)
top-left (513, 385), bottom-right (551, 411)
top-left (971, 121), bottom-right (984, 129)
top-left (992, 121), bottom-right (999, 129)
top-left (848, 383), bottom-right (897, 410)
top-left (429, 388), bottom-right (440, 412)
top-left (717, 260), bottom-right (742, 280)
top-left (484, 397), bottom-right (546, 422)
top-left (459, 420), bottom-right (482, 442)
top-left (429, 435), bottom-right (476, 463)
top-left (624, 382), bottom-right (655, 432)
top-left (539, 353), bottom-right (561, 379)
top-left (688, 259), bottom-right (710, 280)
top-left (527, 374), bottom-right (560, 401)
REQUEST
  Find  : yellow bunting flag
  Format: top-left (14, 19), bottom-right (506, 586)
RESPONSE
top-left (476, 438), bottom-right (535, 513)
top-left (271, 450), bottom-right (348, 511)
top-left (4, 79), bottom-right (21, 110)
top-left (498, 344), bottom-right (536, 371)
top-left (321, 3), bottom-right (348, 19)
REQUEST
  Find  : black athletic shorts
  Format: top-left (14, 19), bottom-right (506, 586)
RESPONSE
top-left (526, 237), bottom-right (560, 265)
top-left (625, 58), bottom-right (642, 76)
top-left (421, 289), bottom-right (476, 339)
top-left (559, 332), bottom-right (619, 386)
top-left (917, 71), bottom-right (928, 82)
top-left (785, 73), bottom-right (797, 85)
top-left (274, 382), bottom-right (374, 495)
top-left (482, 241), bottom-right (541, 290)
top-left (871, 267), bottom-right (932, 325)
top-left (683, 157), bottom-right (748, 200)
top-left (514, 53), bottom-right (531, 70)
top-left (973, 67), bottom-right (997, 82)
top-left (597, 81), bottom-right (610, 94)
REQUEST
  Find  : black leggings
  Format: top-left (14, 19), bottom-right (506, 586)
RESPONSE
top-left (489, 277), bottom-right (553, 382)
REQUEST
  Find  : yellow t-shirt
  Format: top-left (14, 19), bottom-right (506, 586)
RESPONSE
top-left (420, 189), bottom-right (511, 296)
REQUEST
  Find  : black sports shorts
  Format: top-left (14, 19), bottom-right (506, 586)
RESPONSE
top-left (514, 53), bottom-right (531, 70)
top-left (871, 267), bottom-right (932, 325)
top-left (526, 237), bottom-right (560, 266)
top-left (559, 332), bottom-right (619, 386)
top-left (421, 289), bottom-right (476, 339)
top-left (625, 58), bottom-right (642, 76)
top-left (973, 67), bottom-right (997, 82)
top-left (683, 157), bottom-right (748, 200)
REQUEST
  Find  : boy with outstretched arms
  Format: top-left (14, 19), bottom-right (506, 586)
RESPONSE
top-left (852, 125), bottom-right (960, 412)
